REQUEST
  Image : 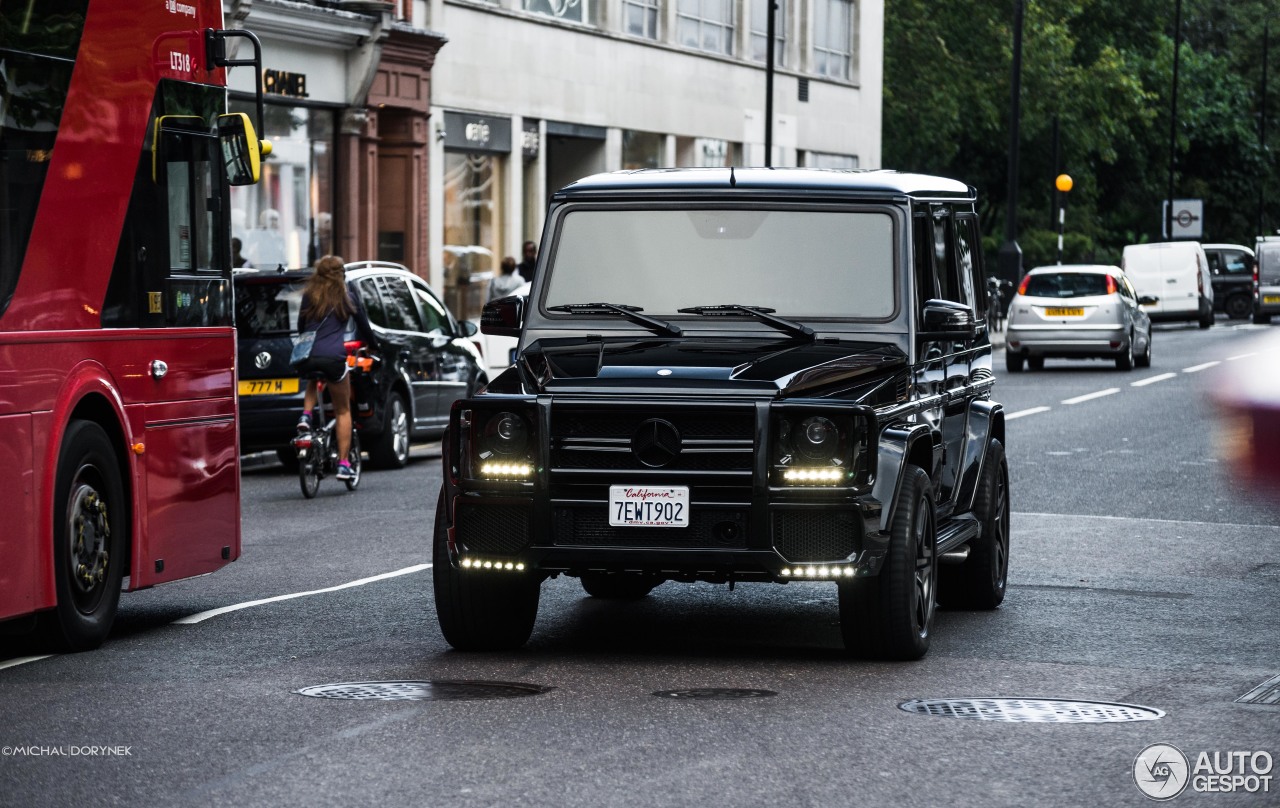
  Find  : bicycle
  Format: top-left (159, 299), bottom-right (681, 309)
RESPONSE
top-left (292, 353), bottom-right (375, 498)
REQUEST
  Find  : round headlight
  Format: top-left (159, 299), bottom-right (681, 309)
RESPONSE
top-left (795, 416), bottom-right (839, 463)
top-left (483, 411), bottom-right (529, 456)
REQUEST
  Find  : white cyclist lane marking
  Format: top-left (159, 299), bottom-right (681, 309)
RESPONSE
top-left (0, 655), bottom-right (54, 671)
top-left (174, 564), bottom-right (432, 625)
top-left (1006, 406), bottom-right (1051, 420)
top-left (1131, 372), bottom-right (1177, 387)
top-left (1182, 360), bottom-right (1221, 373)
top-left (1062, 388), bottom-right (1120, 405)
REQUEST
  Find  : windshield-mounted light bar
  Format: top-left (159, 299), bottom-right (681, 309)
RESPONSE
top-left (780, 565), bottom-right (856, 579)
top-left (459, 557), bottom-right (527, 572)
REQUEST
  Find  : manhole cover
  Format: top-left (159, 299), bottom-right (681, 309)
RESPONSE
top-left (296, 680), bottom-right (552, 701)
top-left (654, 688), bottom-right (777, 700)
top-left (899, 698), bottom-right (1164, 723)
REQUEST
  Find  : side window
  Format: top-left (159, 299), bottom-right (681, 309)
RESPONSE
top-left (1118, 276), bottom-right (1134, 300)
top-left (411, 280), bottom-right (449, 333)
top-left (377, 276), bottom-right (424, 332)
top-left (931, 212), bottom-right (956, 302)
top-left (954, 213), bottom-right (982, 315)
top-left (358, 277), bottom-right (387, 328)
top-left (912, 213), bottom-right (935, 310)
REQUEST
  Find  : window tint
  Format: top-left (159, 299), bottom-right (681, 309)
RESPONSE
top-left (377, 276), bottom-right (424, 331)
top-left (358, 277), bottom-right (387, 328)
top-left (411, 280), bottom-right (450, 332)
top-left (1023, 273), bottom-right (1111, 298)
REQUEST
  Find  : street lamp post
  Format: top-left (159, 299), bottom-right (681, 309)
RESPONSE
top-left (1055, 174), bottom-right (1073, 264)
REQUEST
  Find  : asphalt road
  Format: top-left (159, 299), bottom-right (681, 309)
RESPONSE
top-left (2, 318), bottom-right (1277, 807)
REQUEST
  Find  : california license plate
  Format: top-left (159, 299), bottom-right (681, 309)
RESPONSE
top-left (608, 485), bottom-right (689, 527)
top-left (1044, 307), bottom-right (1084, 317)
top-left (238, 378), bottom-right (299, 396)
top-left (1264, 295), bottom-right (1280, 304)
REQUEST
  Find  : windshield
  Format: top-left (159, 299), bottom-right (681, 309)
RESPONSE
top-left (1023, 273), bottom-right (1111, 298)
top-left (543, 208), bottom-right (896, 318)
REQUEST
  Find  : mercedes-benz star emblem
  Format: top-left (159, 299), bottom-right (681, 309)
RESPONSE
top-left (254, 351), bottom-right (272, 370)
top-left (631, 419), bottom-right (682, 468)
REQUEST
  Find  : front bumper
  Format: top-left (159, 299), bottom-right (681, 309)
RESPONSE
top-left (444, 492), bottom-right (888, 584)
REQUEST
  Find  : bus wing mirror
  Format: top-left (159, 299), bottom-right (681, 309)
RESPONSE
top-left (217, 113), bottom-right (271, 186)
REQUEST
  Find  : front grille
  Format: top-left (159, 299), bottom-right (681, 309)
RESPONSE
top-left (771, 509), bottom-right (861, 563)
top-left (455, 504), bottom-right (530, 555)
top-left (550, 405), bottom-right (756, 477)
top-left (553, 507), bottom-right (748, 549)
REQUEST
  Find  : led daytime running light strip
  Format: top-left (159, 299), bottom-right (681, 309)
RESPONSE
top-left (481, 462), bottom-right (533, 477)
top-left (780, 565), bottom-right (856, 579)
top-left (460, 557), bottom-right (526, 572)
top-left (782, 467), bottom-right (845, 483)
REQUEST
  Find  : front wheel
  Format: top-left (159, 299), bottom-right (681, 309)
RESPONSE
top-left (432, 491), bottom-right (540, 650)
top-left (938, 439), bottom-right (1010, 610)
top-left (838, 465), bottom-right (936, 660)
top-left (37, 420), bottom-right (126, 651)
top-left (343, 430), bottom-right (363, 491)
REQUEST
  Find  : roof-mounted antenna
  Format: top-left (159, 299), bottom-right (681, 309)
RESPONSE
top-left (729, 166), bottom-right (737, 187)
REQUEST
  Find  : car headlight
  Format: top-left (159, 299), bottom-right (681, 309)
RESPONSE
top-left (465, 407), bottom-right (537, 481)
top-left (483, 411), bottom-right (529, 457)
top-left (771, 410), bottom-right (868, 487)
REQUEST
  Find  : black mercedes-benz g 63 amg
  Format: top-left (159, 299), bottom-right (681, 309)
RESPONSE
top-left (434, 168), bottom-right (1009, 660)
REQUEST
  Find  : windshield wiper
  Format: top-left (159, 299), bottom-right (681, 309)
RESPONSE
top-left (678, 304), bottom-right (815, 341)
top-left (547, 303), bottom-right (682, 337)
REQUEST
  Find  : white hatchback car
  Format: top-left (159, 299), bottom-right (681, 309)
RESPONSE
top-left (1004, 264), bottom-right (1156, 372)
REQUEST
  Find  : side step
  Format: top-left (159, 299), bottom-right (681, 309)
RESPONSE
top-left (936, 514), bottom-right (981, 563)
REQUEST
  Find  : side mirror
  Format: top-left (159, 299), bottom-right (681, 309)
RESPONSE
top-left (921, 298), bottom-right (975, 336)
top-left (1138, 295), bottom-right (1159, 306)
top-left (481, 296), bottom-right (524, 338)
top-left (217, 113), bottom-right (272, 186)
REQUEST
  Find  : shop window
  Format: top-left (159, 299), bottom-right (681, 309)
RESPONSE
top-left (443, 152), bottom-right (504, 322)
top-left (622, 130), bottom-right (663, 170)
top-left (228, 102), bottom-right (334, 271)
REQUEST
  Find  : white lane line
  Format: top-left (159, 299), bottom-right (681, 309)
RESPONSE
top-left (1227, 353), bottom-right (1256, 361)
top-left (0, 655), bottom-right (54, 671)
top-left (1062, 388), bottom-right (1120, 405)
top-left (1006, 406), bottom-right (1051, 420)
top-left (174, 564), bottom-right (432, 625)
top-left (1131, 373), bottom-right (1176, 387)
top-left (1182, 361), bottom-right (1221, 373)
top-left (1013, 511), bottom-right (1280, 531)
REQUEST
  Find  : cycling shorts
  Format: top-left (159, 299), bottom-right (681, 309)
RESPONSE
top-left (294, 356), bottom-right (350, 383)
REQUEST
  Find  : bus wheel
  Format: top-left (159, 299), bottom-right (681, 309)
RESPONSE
top-left (38, 421), bottom-right (126, 652)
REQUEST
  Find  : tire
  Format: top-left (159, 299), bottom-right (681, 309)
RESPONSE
top-left (1135, 331), bottom-right (1152, 368)
top-left (1027, 356), bottom-right (1044, 371)
top-left (1225, 293), bottom-right (1252, 320)
top-left (1198, 305), bottom-right (1214, 329)
top-left (36, 420), bottom-right (126, 652)
top-left (1255, 310), bottom-right (1273, 325)
top-left (298, 433), bottom-right (322, 499)
top-left (938, 439), bottom-right (1010, 610)
top-left (1004, 352), bottom-right (1024, 373)
top-left (343, 430), bottom-right (362, 491)
top-left (432, 491), bottom-right (540, 650)
top-left (580, 573), bottom-right (663, 600)
top-left (838, 465), bottom-right (936, 660)
top-left (369, 391), bottom-right (410, 469)
top-left (1115, 334), bottom-right (1134, 371)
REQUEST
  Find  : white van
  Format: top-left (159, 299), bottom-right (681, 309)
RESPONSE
top-left (1121, 241), bottom-right (1214, 328)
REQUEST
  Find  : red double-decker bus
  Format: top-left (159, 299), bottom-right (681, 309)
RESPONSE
top-left (1, 1), bottom-right (268, 650)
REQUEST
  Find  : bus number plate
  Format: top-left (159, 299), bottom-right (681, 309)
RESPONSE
top-left (608, 485), bottom-right (689, 528)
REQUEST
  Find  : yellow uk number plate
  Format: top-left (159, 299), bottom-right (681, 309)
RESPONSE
top-left (1044, 307), bottom-right (1084, 317)
top-left (238, 378), bottom-right (299, 396)
top-left (1263, 295), bottom-right (1280, 304)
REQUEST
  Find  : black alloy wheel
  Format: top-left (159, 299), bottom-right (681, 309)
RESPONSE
top-left (432, 491), bottom-right (541, 651)
top-left (838, 465), bottom-right (936, 660)
top-left (938, 439), bottom-right (1010, 610)
top-left (38, 420), bottom-right (126, 652)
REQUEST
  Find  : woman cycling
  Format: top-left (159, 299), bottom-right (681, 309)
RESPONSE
top-left (294, 255), bottom-right (370, 481)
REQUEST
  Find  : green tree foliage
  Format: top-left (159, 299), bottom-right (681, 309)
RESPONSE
top-left (884, 0), bottom-right (1275, 271)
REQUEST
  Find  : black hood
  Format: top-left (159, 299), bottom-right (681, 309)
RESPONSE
top-left (513, 336), bottom-right (907, 400)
